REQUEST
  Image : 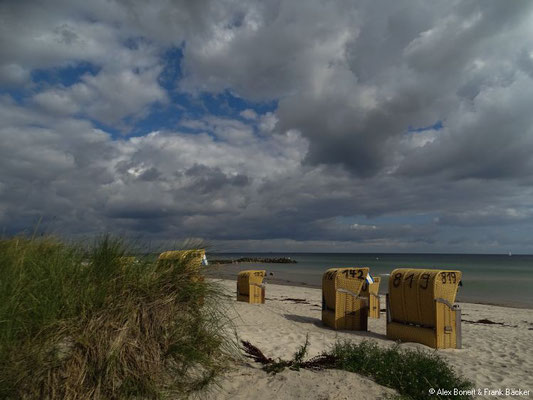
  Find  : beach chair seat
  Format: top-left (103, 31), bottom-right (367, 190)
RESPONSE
top-left (386, 268), bottom-right (462, 349)
top-left (322, 267), bottom-right (369, 330)
top-left (361, 276), bottom-right (381, 319)
top-left (237, 270), bottom-right (266, 304)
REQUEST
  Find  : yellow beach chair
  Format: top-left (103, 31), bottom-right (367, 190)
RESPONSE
top-left (119, 256), bottom-right (137, 269)
top-left (158, 249), bottom-right (207, 305)
top-left (386, 268), bottom-right (462, 349)
top-left (158, 249), bottom-right (206, 268)
top-left (158, 249), bottom-right (206, 282)
top-left (361, 276), bottom-right (381, 319)
top-left (322, 267), bottom-right (369, 330)
top-left (237, 270), bottom-right (266, 304)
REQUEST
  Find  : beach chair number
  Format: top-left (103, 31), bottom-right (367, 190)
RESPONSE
top-left (393, 272), bottom-right (432, 289)
top-left (341, 269), bottom-right (364, 280)
top-left (326, 269), bottom-right (364, 280)
top-left (405, 273), bottom-right (414, 288)
top-left (392, 272), bottom-right (403, 287)
top-left (420, 273), bottom-right (430, 289)
top-left (440, 272), bottom-right (457, 284)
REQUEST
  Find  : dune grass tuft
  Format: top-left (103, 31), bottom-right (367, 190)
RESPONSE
top-left (0, 235), bottom-right (234, 399)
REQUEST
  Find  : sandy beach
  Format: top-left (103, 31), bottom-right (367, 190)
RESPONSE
top-left (210, 279), bottom-right (533, 400)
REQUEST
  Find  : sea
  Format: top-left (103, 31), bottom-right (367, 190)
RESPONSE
top-left (209, 252), bottom-right (533, 308)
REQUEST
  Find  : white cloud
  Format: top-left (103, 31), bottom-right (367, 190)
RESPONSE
top-left (0, 63), bottom-right (30, 86)
top-left (240, 108), bottom-right (257, 120)
top-left (258, 112), bottom-right (278, 133)
top-left (31, 67), bottom-right (167, 125)
top-left (33, 90), bottom-right (81, 116)
top-left (350, 223), bottom-right (377, 231)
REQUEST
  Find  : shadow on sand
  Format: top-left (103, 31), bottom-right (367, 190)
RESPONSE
top-left (283, 313), bottom-right (323, 327)
top-left (283, 313), bottom-right (388, 340)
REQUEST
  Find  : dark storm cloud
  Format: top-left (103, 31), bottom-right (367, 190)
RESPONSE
top-left (396, 75), bottom-right (533, 180)
top-left (179, 0), bottom-right (533, 179)
top-left (185, 164), bottom-right (250, 194)
top-left (436, 209), bottom-right (533, 228)
top-left (105, 205), bottom-right (172, 220)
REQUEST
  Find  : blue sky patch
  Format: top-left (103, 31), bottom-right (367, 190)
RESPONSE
top-left (31, 62), bottom-right (100, 87)
top-left (408, 120), bottom-right (443, 133)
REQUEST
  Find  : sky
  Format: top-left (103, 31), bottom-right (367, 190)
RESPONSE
top-left (1, 0), bottom-right (533, 253)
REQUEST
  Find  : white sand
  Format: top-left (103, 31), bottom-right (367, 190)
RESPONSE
top-left (209, 280), bottom-right (533, 400)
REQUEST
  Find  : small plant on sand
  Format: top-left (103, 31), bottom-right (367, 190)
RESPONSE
top-left (329, 340), bottom-right (472, 400)
top-left (242, 339), bottom-right (472, 400)
top-left (260, 334), bottom-right (311, 373)
top-left (0, 235), bottom-right (235, 399)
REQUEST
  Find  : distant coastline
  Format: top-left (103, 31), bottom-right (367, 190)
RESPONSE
top-left (209, 257), bottom-right (297, 264)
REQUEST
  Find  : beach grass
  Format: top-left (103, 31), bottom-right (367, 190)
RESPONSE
top-left (0, 235), bottom-right (235, 399)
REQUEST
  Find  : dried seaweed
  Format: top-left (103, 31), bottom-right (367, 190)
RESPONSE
top-left (462, 318), bottom-right (517, 327)
top-left (241, 341), bottom-right (273, 365)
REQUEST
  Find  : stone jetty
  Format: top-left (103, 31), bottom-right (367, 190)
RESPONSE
top-left (209, 257), bottom-right (297, 264)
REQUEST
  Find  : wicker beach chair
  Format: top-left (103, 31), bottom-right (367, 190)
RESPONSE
top-left (237, 270), bottom-right (266, 304)
top-left (321, 267), bottom-right (369, 330)
top-left (158, 249), bottom-right (206, 283)
top-left (158, 249), bottom-right (205, 267)
top-left (386, 268), bottom-right (462, 349)
top-left (157, 249), bottom-right (207, 306)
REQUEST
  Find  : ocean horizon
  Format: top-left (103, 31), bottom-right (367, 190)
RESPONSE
top-left (209, 252), bottom-right (533, 308)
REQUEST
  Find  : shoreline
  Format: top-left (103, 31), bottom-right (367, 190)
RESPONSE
top-left (206, 264), bottom-right (533, 310)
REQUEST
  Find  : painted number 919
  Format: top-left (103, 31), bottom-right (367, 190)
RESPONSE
top-left (440, 272), bottom-right (457, 284)
top-left (392, 272), bottom-right (431, 289)
top-left (392, 271), bottom-right (457, 289)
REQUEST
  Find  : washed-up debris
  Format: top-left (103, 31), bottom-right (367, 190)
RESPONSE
top-left (463, 318), bottom-right (517, 327)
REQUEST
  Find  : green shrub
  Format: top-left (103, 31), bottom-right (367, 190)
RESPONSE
top-left (331, 340), bottom-right (473, 400)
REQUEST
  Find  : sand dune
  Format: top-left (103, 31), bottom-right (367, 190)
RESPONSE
top-left (210, 280), bottom-right (533, 399)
